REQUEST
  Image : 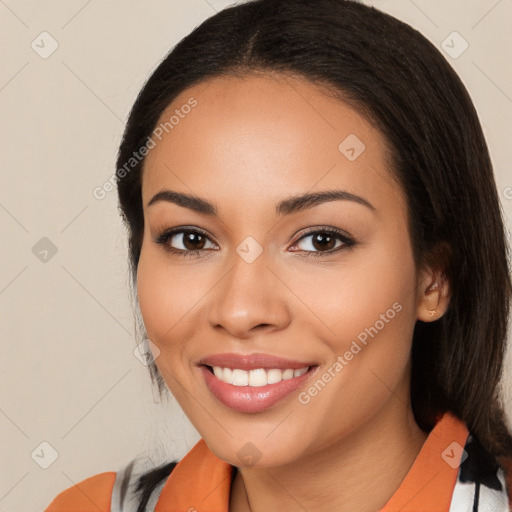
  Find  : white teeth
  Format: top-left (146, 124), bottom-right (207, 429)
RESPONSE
top-left (223, 367), bottom-right (233, 384)
top-left (267, 369), bottom-right (283, 384)
top-left (232, 369), bottom-right (249, 386)
top-left (210, 366), bottom-right (310, 386)
top-left (282, 369), bottom-right (294, 380)
top-left (294, 367), bottom-right (308, 377)
top-left (249, 368), bottom-right (267, 387)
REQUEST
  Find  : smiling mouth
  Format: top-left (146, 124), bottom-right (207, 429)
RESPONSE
top-left (199, 360), bottom-right (319, 413)
top-left (203, 364), bottom-right (316, 387)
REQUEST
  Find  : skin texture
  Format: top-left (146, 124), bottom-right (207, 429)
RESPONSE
top-left (136, 72), bottom-right (451, 512)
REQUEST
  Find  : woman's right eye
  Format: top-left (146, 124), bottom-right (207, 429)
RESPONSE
top-left (153, 228), bottom-right (218, 258)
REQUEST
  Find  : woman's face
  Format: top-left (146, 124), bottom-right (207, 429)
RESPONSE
top-left (137, 72), bottom-right (428, 467)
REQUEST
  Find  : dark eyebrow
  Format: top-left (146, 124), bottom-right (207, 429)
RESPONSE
top-left (147, 190), bottom-right (217, 215)
top-left (146, 189), bottom-right (375, 215)
top-left (276, 190), bottom-right (375, 215)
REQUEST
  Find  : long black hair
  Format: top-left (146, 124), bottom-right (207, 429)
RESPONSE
top-left (115, 0), bottom-right (512, 508)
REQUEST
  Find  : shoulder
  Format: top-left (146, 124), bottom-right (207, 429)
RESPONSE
top-left (44, 471), bottom-right (116, 512)
top-left (44, 457), bottom-right (180, 512)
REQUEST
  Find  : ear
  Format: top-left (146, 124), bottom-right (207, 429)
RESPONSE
top-left (416, 265), bottom-right (451, 322)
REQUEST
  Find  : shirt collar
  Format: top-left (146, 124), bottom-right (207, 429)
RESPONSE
top-left (156, 411), bottom-right (468, 512)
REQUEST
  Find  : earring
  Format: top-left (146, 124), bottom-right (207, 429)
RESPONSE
top-left (428, 281), bottom-right (439, 318)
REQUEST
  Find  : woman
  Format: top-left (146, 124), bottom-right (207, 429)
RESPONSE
top-left (45, 0), bottom-right (512, 510)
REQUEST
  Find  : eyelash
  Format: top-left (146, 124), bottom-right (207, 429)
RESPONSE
top-left (153, 226), bottom-right (356, 259)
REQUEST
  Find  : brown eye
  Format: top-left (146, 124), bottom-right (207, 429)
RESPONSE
top-left (291, 228), bottom-right (355, 257)
top-left (181, 231), bottom-right (207, 250)
top-left (310, 233), bottom-right (337, 251)
top-left (166, 230), bottom-right (216, 252)
top-left (295, 231), bottom-right (343, 253)
top-left (154, 227), bottom-right (218, 257)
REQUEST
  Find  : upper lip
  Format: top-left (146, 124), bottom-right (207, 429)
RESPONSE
top-left (198, 352), bottom-right (316, 371)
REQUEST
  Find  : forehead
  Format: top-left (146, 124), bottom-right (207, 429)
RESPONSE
top-left (141, 72), bottom-right (402, 215)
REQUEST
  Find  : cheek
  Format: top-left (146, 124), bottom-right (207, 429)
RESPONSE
top-left (136, 244), bottom-right (205, 344)
top-left (331, 234), bottom-right (418, 382)
top-left (288, 241), bottom-right (417, 445)
top-left (136, 246), bottom-right (189, 356)
top-left (136, 248), bottom-right (195, 396)
top-left (289, 238), bottom-right (416, 353)
top-left (136, 251), bottom-right (168, 341)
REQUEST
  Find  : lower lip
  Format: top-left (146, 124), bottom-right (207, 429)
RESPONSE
top-left (199, 365), bottom-right (316, 413)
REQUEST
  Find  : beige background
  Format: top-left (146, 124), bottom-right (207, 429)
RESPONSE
top-left (1, 0), bottom-right (511, 510)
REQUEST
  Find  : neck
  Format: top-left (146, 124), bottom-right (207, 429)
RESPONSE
top-left (229, 399), bottom-right (428, 512)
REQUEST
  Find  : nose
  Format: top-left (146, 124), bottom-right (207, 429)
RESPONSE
top-left (207, 248), bottom-right (292, 340)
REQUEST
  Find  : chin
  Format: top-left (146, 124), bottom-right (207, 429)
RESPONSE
top-left (203, 434), bottom-right (305, 469)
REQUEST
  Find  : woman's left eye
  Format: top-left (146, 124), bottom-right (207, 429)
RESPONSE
top-left (290, 229), bottom-right (355, 257)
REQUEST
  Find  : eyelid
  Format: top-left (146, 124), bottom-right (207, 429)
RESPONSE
top-left (152, 226), bottom-right (218, 257)
top-left (153, 225), bottom-right (356, 258)
top-left (292, 225), bottom-right (354, 243)
top-left (153, 225), bottom-right (213, 244)
top-left (289, 226), bottom-right (355, 255)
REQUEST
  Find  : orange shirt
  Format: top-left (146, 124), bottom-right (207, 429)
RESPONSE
top-left (45, 411), bottom-right (512, 511)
